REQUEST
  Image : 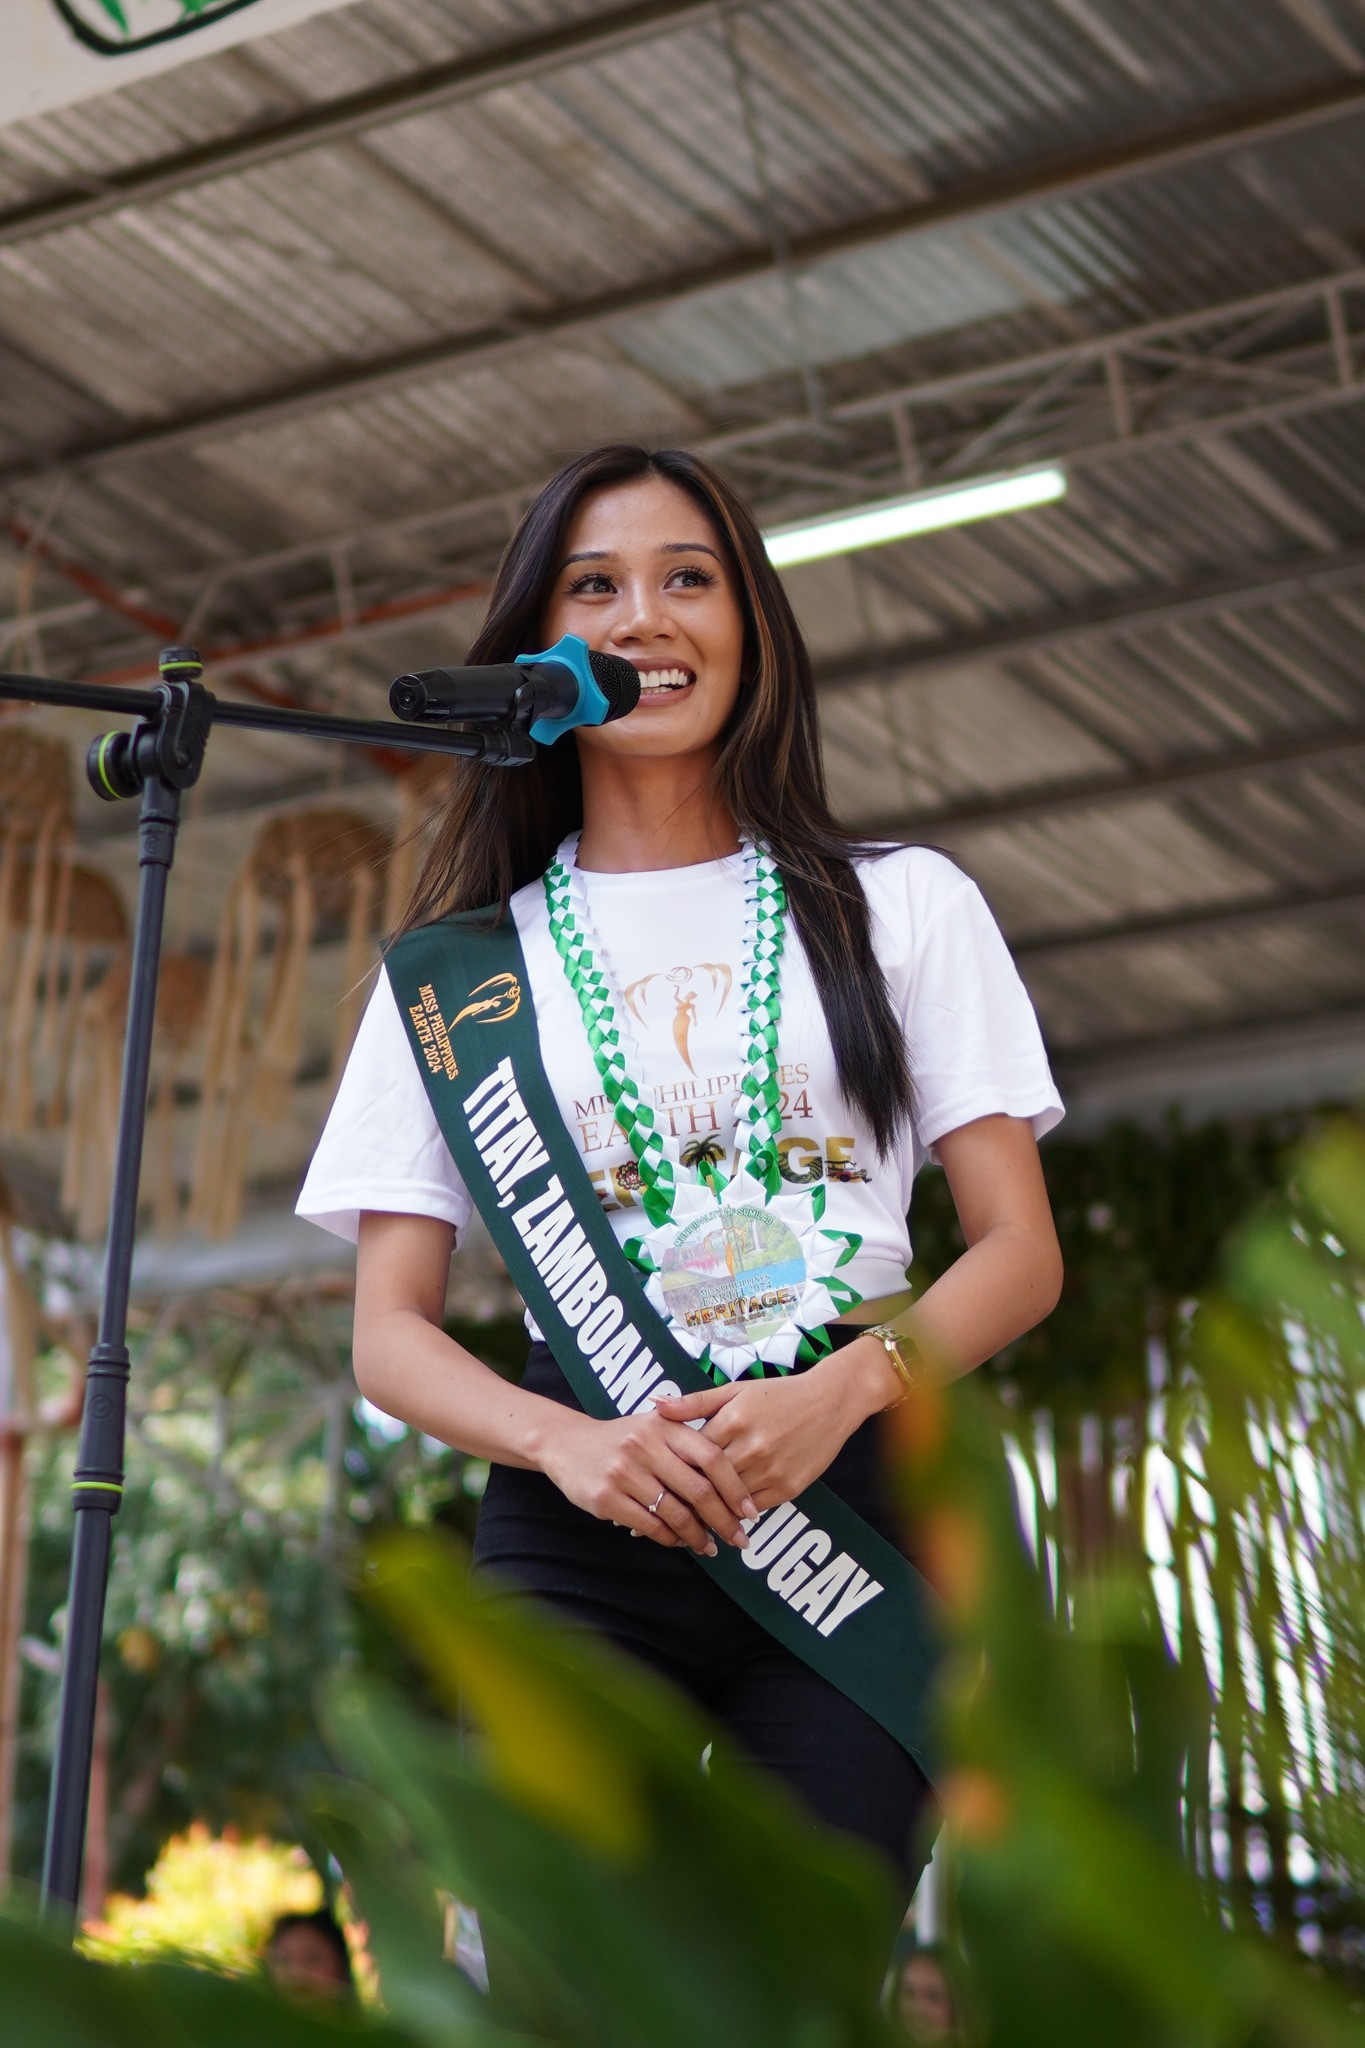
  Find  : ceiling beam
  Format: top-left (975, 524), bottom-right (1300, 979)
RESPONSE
top-left (12, 271), bottom-right (1365, 686)
top-left (84, 712), bottom-right (1365, 843)
top-left (1053, 1003), bottom-right (1365, 1084)
top-left (81, 572), bottom-right (492, 689)
top-left (96, 527), bottom-right (1365, 700)
top-left (751, 270), bottom-right (1365, 443)
top-left (1013, 879), bottom-right (1365, 963)
top-left (0, 0), bottom-right (722, 249)
top-left (869, 720), bottom-right (1365, 839)
top-left (35, 524), bottom-right (1365, 714)
top-left (7, 73), bottom-right (1365, 488)
top-left (92, 265), bottom-right (1365, 618)
top-left (1, 509), bottom-right (179, 638)
top-left (815, 539), bottom-right (1365, 701)
top-left (1052, 1003), bottom-right (1365, 1130)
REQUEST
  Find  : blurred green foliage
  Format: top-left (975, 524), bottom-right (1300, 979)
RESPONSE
top-left (3, 1110), bottom-right (1362, 2046)
top-left (917, 1384), bottom-right (1364, 2048)
top-left (916, 1112), bottom-right (1365, 1966)
top-left (7, 1261), bottom-right (1365, 2046)
top-left (12, 1288), bottom-right (527, 1890)
top-left (11, 1115), bottom-right (1303, 1898)
top-left (911, 1114), bottom-right (1294, 1413)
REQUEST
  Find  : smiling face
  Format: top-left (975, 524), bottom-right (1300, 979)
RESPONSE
top-left (539, 472), bottom-right (748, 769)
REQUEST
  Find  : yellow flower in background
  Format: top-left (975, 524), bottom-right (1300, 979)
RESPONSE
top-left (79, 1824), bottom-right (322, 1974)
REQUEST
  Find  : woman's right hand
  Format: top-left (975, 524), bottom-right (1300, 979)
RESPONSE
top-left (540, 1406), bottom-right (758, 1555)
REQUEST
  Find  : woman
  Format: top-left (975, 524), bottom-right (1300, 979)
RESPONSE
top-left (298, 444), bottom-right (1063, 1897)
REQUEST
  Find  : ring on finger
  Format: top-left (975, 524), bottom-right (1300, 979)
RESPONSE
top-left (647, 1487), bottom-right (666, 1516)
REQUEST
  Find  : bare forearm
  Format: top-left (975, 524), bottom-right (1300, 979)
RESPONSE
top-left (882, 1116), bottom-right (1064, 1389)
top-left (353, 1308), bottom-right (575, 1470)
top-left (814, 1219), bottom-right (1063, 1430)
top-left (894, 1220), bottom-right (1061, 1382)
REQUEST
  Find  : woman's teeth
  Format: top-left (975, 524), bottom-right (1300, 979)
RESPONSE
top-left (637, 667), bottom-right (693, 694)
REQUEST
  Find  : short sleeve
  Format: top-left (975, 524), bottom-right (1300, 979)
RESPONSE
top-left (295, 966), bottom-right (472, 1244)
top-left (879, 853), bottom-right (1064, 1155)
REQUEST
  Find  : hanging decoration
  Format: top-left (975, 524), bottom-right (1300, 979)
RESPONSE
top-left (146, 952), bottom-right (214, 1242)
top-left (0, 724), bottom-right (130, 1243)
top-left (39, 861), bottom-right (128, 1133)
top-left (381, 753), bottom-right (452, 935)
top-left (0, 724), bottom-right (393, 1245)
top-left (59, 947), bottom-right (126, 1246)
top-left (0, 1164), bottom-right (39, 1878)
top-left (60, 946), bottom-right (213, 1245)
top-left (0, 729), bottom-right (76, 1143)
top-left (190, 807), bottom-right (391, 1240)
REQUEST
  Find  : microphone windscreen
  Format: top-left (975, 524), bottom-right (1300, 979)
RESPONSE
top-left (587, 649), bottom-right (642, 721)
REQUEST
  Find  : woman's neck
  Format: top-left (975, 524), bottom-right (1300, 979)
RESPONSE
top-left (575, 747), bottom-right (740, 873)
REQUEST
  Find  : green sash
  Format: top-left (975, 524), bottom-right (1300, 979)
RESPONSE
top-left (386, 910), bottom-right (942, 1775)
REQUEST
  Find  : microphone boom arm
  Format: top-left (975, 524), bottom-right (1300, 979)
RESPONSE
top-left (0, 666), bottom-right (536, 763)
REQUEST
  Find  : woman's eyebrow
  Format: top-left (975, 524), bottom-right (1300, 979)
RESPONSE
top-left (559, 540), bottom-right (722, 570)
top-left (661, 541), bottom-right (722, 561)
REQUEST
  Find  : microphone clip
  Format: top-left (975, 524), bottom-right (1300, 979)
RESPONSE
top-left (467, 711), bottom-right (538, 766)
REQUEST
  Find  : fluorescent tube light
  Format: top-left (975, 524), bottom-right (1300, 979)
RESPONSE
top-left (763, 465), bottom-right (1068, 568)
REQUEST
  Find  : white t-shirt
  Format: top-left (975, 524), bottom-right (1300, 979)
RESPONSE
top-left (297, 846), bottom-right (1062, 1312)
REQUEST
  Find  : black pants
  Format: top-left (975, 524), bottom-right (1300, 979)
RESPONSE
top-left (472, 1334), bottom-right (938, 1895)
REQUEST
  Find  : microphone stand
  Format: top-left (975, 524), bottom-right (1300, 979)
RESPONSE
top-left (0, 645), bottom-right (530, 1926)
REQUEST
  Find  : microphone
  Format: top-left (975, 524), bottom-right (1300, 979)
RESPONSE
top-left (389, 633), bottom-right (639, 747)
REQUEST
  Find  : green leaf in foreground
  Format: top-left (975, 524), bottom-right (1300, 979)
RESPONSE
top-left (315, 1528), bottom-right (902, 2048)
top-left (912, 1380), bottom-right (1365, 2048)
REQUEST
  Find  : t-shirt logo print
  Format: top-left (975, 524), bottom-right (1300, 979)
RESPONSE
top-left (451, 973), bottom-right (521, 1030)
top-left (623, 962), bottom-right (733, 1074)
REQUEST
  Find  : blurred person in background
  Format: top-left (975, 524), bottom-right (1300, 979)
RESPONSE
top-left (265, 1907), bottom-right (354, 2004)
top-left (892, 1942), bottom-right (962, 2040)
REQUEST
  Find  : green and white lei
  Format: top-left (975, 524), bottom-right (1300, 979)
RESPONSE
top-left (544, 834), bottom-right (862, 1382)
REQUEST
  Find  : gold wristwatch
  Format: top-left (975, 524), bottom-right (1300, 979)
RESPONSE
top-left (865, 1322), bottom-right (924, 1407)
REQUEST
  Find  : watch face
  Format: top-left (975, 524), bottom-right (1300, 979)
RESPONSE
top-left (52, 0), bottom-right (268, 56)
top-left (660, 1204), bottom-right (806, 1349)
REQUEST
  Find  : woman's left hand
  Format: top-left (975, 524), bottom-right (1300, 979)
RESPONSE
top-left (650, 1339), bottom-right (893, 1511)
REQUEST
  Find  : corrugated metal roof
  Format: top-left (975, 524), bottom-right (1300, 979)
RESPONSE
top-left (3, 0), bottom-right (1365, 1237)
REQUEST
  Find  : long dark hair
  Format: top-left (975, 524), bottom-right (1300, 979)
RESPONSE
top-left (398, 445), bottom-right (912, 1153)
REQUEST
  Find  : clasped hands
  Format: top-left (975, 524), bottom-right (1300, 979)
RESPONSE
top-left (543, 1339), bottom-right (892, 1556)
